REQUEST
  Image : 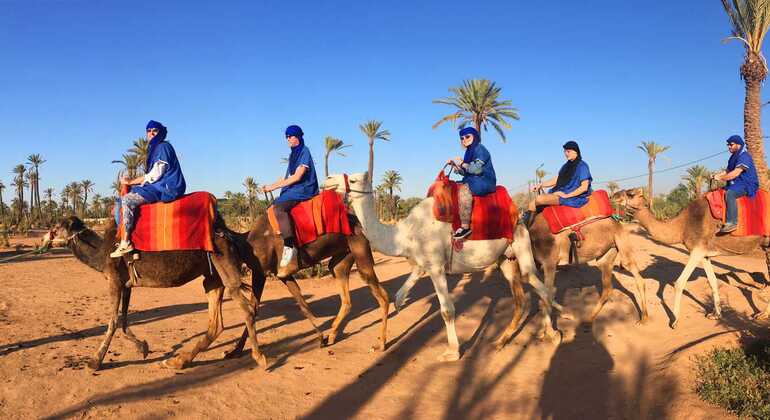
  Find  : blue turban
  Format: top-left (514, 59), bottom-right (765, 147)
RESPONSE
top-left (145, 120), bottom-right (168, 170)
top-left (726, 134), bottom-right (744, 147)
top-left (459, 127), bottom-right (481, 163)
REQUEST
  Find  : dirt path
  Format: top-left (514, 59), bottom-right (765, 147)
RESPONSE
top-left (1, 229), bottom-right (768, 419)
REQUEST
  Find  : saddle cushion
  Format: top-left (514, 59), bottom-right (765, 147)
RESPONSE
top-left (117, 191), bottom-right (216, 252)
top-left (267, 189), bottom-right (353, 246)
top-left (427, 173), bottom-right (519, 241)
top-left (541, 190), bottom-right (613, 234)
top-left (705, 189), bottom-right (770, 236)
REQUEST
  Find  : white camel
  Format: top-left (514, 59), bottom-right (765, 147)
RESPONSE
top-left (324, 172), bottom-right (561, 361)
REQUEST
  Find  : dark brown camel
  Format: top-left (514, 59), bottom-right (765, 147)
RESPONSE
top-left (48, 216), bottom-right (268, 370)
top-left (226, 212), bottom-right (391, 354)
top-left (614, 188), bottom-right (770, 327)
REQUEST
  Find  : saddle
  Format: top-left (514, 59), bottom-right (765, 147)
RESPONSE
top-left (267, 189), bottom-right (352, 246)
top-left (116, 191), bottom-right (217, 252)
top-left (426, 171), bottom-right (519, 242)
top-left (705, 189), bottom-right (770, 236)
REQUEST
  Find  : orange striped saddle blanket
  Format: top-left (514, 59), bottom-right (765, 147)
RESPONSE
top-left (118, 191), bottom-right (216, 252)
top-left (705, 189), bottom-right (770, 236)
top-left (541, 190), bottom-right (613, 234)
top-left (267, 190), bottom-right (353, 247)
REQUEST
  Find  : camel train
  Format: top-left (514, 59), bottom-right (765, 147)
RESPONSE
top-left (46, 123), bottom-right (770, 370)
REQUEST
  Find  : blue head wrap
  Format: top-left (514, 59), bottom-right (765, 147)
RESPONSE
top-left (727, 134), bottom-right (747, 170)
top-left (145, 120), bottom-right (168, 170)
top-left (460, 126), bottom-right (481, 163)
top-left (285, 124), bottom-right (306, 166)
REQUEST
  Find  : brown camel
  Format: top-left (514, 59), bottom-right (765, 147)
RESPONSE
top-left (48, 215), bottom-right (268, 370)
top-left (527, 209), bottom-right (651, 337)
top-left (226, 212), bottom-right (391, 354)
top-left (614, 188), bottom-right (770, 327)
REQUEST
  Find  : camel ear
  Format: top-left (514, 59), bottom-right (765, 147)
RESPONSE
top-left (634, 188), bottom-right (645, 196)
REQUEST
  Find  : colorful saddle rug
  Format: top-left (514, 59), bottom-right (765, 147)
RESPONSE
top-left (267, 189), bottom-right (353, 247)
top-left (117, 191), bottom-right (216, 252)
top-left (427, 171), bottom-right (519, 241)
top-left (541, 190), bottom-right (613, 234)
top-left (705, 189), bottom-right (770, 236)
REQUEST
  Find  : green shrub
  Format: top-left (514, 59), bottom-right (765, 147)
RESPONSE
top-left (694, 341), bottom-right (770, 419)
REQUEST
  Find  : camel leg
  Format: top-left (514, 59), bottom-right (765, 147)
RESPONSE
top-left (211, 251), bottom-right (268, 369)
top-left (702, 257), bottom-right (722, 320)
top-left (121, 327), bottom-right (149, 360)
top-left (619, 247), bottom-right (650, 324)
top-left (589, 248), bottom-right (619, 323)
top-left (494, 259), bottom-right (527, 350)
top-left (326, 253), bottom-right (354, 346)
top-left (164, 274), bottom-right (225, 369)
top-left (117, 287), bottom-right (149, 358)
top-left (671, 249), bottom-right (705, 329)
top-left (753, 248), bottom-right (770, 320)
top-left (349, 236), bottom-right (390, 351)
top-left (88, 275), bottom-right (122, 370)
top-left (428, 267), bottom-right (461, 362)
top-left (539, 261), bottom-right (559, 340)
top-left (281, 276), bottom-right (325, 346)
top-left (395, 267), bottom-right (424, 312)
top-left (225, 259), bottom-right (266, 359)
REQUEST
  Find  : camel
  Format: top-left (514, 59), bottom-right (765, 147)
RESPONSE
top-left (614, 188), bottom-right (770, 327)
top-left (324, 172), bottom-right (560, 361)
top-left (525, 200), bottom-right (651, 329)
top-left (225, 211), bottom-right (391, 353)
top-left (46, 215), bottom-right (268, 370)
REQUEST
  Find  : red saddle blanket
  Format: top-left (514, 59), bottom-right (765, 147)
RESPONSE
top-left (267, 190), bottom-right (353, 247)
top-left (541, 190), bottom-right (613, 234)
top-left (705, 189), bottom-right (770, 236)
top-left (427, 172), bottom-right (519, 241)
top-left (118, 191), bottom-right (216, 252)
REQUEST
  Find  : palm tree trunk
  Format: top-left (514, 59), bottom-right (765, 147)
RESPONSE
top-left (324, 151), bottom-right (330, 179)
top-left (368, 139), bottom-right (374, 184)
top-left (743, 56), bottom-right (770, 190)
top-left (647, 159), bottom-right (654, 211)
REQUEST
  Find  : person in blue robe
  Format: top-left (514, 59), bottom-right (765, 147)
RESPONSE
top-left (713, 135), bottom-right (759, 233)
top-left (525, 141), bottom-right (593, 221)
top-left (447, 126), bottom-right (497, 239)
top-left (263, 125), bottom-right (319, 269)
top-left (111, 120), bottom-right (187, 257)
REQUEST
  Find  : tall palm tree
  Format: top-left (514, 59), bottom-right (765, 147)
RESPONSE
top-left (243, 176), bottom-right (259, 217)
top-left (0, 181), bottom-right (5, 218)
top-left (112, 153), bottom-right (143, 178)
top-left (26, 171), bottom-right (37, 218)
top-left (44, 187), bottom-right (54, 221)
top-left (129, 137), bottom-right (150, 172)
top-left (683, 165), bottom-right (712, 198)
top-left (68, 182), bottom-right (83, 215)
top-left (433, 78), bottom-right (520, 142)
top-left (81, 180), bottom-right (94, 215)
top-left (61, 185), bottom-right (71, 213)
top-left (535, 167), bottom-right (547, 195)
top-left (12, 164), bottom-right (26, 221)
top-left (359, 120), bottom-right (390, 184)
top-left (324, 136), bottom-right (350, 178)
top-left (27, 154), bottom-right (45, 217)
top-left (381, 170), bottom-right (403, 221)
top-left (90, 193), bottom-right (103, 218)
top-left (721, 0), bottom-right (770, 189)
top-left (606, 181), bottom-right (620, 197)
top-left (638, 141), bottom-right (670, 209)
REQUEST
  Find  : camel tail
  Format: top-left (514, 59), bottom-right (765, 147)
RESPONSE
top-left (121, 286), bottom-right (132, 333)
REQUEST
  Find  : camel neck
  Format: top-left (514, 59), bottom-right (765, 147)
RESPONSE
top-left (350, 191), bottom-right (406, 257)
top-left (634, 206), bottom-right (684, 245)
top-left (68, 229), bottom-right (107, 272)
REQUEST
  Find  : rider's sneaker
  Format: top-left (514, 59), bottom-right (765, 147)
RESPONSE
top-left (719, 223), bottom-right (737, 234)
top-left (110, 240), bottom-right (134, 258)
top-left (453, 227), bottom-right (472, 240)
top-left (279, 246), bottom-right (295, 268)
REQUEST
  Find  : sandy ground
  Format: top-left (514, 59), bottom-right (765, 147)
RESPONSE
top-left (1, 228), bottom-right (770, 419)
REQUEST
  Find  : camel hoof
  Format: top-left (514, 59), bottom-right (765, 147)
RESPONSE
top-left (437, 350), bottom-right (460, 362)
top-left (138, 341), bottom-right (149, 359)
top-left (636, 315), bottom-right (651, 325)
top-left (394, 294), bottom-right (407, 312)
top-left (538, 329), bottom-right (558, 342)
top-left (223, 347), bottom-right (243, 360)
top-left (86, 358), bottom-right (102, 371)
top-left (325, 335), bottom-right (337, 347)
top-left (370, 341), bottom-right (386, 352)
top-left (670, 319), bottom-right (679, 329)
top-left (162, 356), bottom-right (187, 370)
top-left (706, 312), bottom-right (721, 320)
top-left (754, 311), bottom-right (770, 321)
top-left (253, 352), bottom-right (269, 370)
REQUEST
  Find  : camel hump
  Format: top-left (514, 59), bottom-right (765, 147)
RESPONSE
top-left (266, 190), bottom-right (352, 247)
top-left (706, 188), bottom-right (770, 236)
top-left (540, 190), bottom-right (613, 235)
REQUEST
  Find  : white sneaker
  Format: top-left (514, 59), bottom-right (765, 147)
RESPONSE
top-left (279, 246), bottom-right (295, 268)
top-left (110, 240), bottom-right (134, 258)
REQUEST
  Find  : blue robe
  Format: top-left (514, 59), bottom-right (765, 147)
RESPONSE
top-left (130, 141), bottom-right (187, 202)
top-left (550, 160), bottom-right (593, 208)
top-left (460, 143), bottom-right (497, 196)
top-left (275, 144), bottom-right (319, 203)
top-left (726, 147), bottom-right (759, 198)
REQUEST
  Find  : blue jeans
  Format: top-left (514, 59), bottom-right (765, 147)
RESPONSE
top-left (725, 189), bottom-right (746, 225)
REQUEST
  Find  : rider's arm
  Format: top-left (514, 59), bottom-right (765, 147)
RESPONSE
top-left (720, 167), bottom-right (745, 181)
top-left (270, 165), bottom-right (308, 190)
top-left (540, 177), bottom-right (557, 188)
top-left (142, 161), bottom-right (168, 185)
top-left (559, 180), bottom-right (590, 198)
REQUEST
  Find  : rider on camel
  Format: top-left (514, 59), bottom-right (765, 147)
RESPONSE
top-left (712, 135), bottom-right (759, 234)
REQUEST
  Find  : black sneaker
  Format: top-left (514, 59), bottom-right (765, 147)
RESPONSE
top-left (453, 227), bottom-right (472, 239)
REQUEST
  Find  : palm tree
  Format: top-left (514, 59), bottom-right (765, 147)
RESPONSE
top-left (44, 188), bottom-right (54, 221)
top-left (0, 181), bottom-right (5, 219)
top-left (12, 164), bottom-right (26, 221)
top-left (324, 136), bottom-right (351, 178)
top-left (535, 167), bottom-right (547, 195)
top-left (683, 165), bottom-right (711, 198)
top-left (243, 176), bottom-right (259, 217)
top-left (433, 78), bottom-right (520, 142)
top-left (129, 137), bottom-right (150, 172)
top-left (606, 181), bottom-right (620, 197)
top-left (25, 172), bottom-right (34, 219)
top-left (27, 154), bottom-right (45, 217)
top-left (68, 182), bottom-right (83, 215)
top-left (80, 180), bottom-right (94, 214)
top-left (359, 120), bottom-right (390, 184)
top-left (112, 153), bottom-right (143, 178)
top-left (90, 193), bottom-right (103, 218)
top-left (637, 141), bottom-right (670, 210)
top-left (720, 0), bottom-right (770, 189)
top-left (381, 170), bottom-right (403, 221)
top-left (61, 185), bottom-right (71, 213)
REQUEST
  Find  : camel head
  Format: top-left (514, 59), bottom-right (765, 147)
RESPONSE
top-left (612, 188), bottom-right (647, 215)
top-left (48, 216), bottom-right (88, 243)
top-left (323, 172), bottom-right (372, 198)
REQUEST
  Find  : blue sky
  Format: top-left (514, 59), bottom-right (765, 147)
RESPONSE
top-left (1, 1), bottom-right (766, 200)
